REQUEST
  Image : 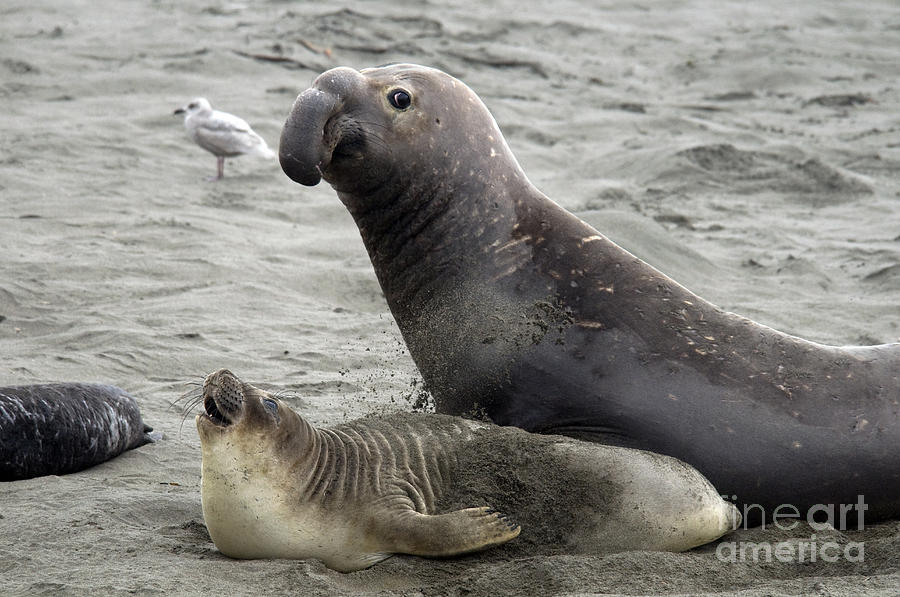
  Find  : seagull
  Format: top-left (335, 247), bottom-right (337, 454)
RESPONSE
top-left (174, 97), bottom-right (275, 180)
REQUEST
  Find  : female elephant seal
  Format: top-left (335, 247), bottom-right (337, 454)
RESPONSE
top-left (279, 63), bottom-right (900, 526)
top-left (0, 383), bottom-right (155, 481)
top-left (196, 369), bottom-right (739, 572)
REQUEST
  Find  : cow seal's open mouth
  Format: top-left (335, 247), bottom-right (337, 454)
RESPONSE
top-left (201, 369), bottom-right (245, 427)
top-left (203, 394), bottom-right (233, 427)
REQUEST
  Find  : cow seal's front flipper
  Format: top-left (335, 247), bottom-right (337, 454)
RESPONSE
top-left (376, 506), bottom-right (520, 558)
top-left (0, 383), bottom-right (156, 481)
top-left (278, 63), bottom-right (900, 526)
top-left (196, 369), bottom-right (738, 572)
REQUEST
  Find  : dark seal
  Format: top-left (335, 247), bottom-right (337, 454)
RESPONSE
top-left (1, 383), bottom-right (155, 481)
top-left (279, 64), bottom-right (900, 525)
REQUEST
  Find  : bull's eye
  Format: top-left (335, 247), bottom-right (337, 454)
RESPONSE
top-left (388, 89), bottom-right (411, 110)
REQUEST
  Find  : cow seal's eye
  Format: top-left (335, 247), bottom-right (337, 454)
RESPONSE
top-left (388, 89), bottom-right (411, 110)
top-left (262, 398), bottom-right (279, 416)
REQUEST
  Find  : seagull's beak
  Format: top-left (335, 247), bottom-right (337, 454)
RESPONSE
top-left (173, 107), bottom-right (185, 115)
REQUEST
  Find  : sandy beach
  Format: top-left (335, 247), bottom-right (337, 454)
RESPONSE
top-left (1, 0), bottom-right (898, 595)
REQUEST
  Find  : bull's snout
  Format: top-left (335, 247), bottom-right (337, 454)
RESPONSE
top-left (278, 67), bottom-right (365, 186)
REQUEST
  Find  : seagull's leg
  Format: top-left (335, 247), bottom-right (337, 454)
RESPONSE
top-left (205, 157), bottom-right (225, 182)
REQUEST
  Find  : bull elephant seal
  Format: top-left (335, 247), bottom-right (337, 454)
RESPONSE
top-left (196, 369), bottom-right (739, 572)
top-left (278, 63), bottom-right (900, 526)
top-left (0, 383), bottom-right (155, 481)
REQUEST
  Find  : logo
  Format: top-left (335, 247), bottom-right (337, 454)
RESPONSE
top-left (716, 495), bottom-right (867, 563)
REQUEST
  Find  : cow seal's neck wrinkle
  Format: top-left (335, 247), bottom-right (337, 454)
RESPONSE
top-left (300, 422), bottom-right (448, 512)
